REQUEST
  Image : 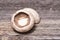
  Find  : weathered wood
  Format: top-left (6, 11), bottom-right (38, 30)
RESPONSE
top-left (0, 0), bottom-right (60, 40)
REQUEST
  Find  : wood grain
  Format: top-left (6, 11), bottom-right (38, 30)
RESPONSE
top-left (0, 0), bottom-right (60, 40)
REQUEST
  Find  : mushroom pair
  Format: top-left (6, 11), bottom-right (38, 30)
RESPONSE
top-left (11, 8), bottom-right (40, 32)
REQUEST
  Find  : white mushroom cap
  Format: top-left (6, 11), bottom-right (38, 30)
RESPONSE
top-left (11, 9), bottom-right (34, 32)
top-left (23, 8), bottom-right (40, 24)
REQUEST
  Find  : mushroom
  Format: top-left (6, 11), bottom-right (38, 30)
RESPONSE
top-left (11, 8), bottom-right (40, 32)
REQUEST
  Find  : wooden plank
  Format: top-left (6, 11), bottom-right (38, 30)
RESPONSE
top-left (0, 0), bottom-right (60, 40)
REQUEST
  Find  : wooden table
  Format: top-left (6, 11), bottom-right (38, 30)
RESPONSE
top-left (0, 0), bottom-right (60, 40)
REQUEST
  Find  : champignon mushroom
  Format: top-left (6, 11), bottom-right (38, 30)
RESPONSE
top-left (11, 8), bottom-right (40, 32)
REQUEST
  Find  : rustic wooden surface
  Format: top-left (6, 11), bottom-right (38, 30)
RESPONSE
top-left (0, 0), bottom-right (60, 40)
